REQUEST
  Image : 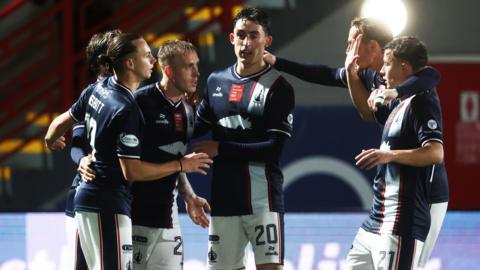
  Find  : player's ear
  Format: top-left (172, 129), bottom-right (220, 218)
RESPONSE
top-left (265, 35), bottom-right (272, 48)
top-left (125, 58), bottom-right (134, 70)
top-left (165, 65), bottom-right (173, 80)
top-left (229, 33), bottom-right (235, 44)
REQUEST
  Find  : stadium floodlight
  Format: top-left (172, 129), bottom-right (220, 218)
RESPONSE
top-left (361, 0), bottom-right (407, 36)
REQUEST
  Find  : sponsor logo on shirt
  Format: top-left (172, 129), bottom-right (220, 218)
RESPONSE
top-left (218, 115), bottom-right (252, 129)
top-left (155, 113), bottom-right (169, 124)
top-left (212, 86), bottom-right (223, 97)
top-left (120, 133), bottom-right (139, 147)
top-left (228, 84), bottom-right (245, 102)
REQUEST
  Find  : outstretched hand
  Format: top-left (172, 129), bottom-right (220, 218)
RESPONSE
top-left (180, 152), bottom-right (213, 175)
top-left (185, 194), bottom-right (210, 228)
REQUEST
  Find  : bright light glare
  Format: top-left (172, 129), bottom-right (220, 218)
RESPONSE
top-left (361, 0), bottom-right (407, 36)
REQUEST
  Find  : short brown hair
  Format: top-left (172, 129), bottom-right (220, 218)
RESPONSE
top-left (384, 36), bottom-right (428, 72)
top-left (351, 17), bottom-right (393, 48)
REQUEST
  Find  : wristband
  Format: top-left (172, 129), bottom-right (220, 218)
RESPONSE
top-left (178, 159), bottom-right (183, 172)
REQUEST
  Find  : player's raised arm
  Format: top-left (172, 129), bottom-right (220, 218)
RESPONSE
top-left (345, 34), bottom-right (376, 121)
top-left (44, 111), bottom-right (76, 151)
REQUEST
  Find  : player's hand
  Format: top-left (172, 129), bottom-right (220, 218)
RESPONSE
top-left (185, 194), bottom-right (210, 228)
top-left (367, 87), bottom-right (398, 112)
top-left (263, 50), bottom-right (277, 66)
top-left (190, 140), bottom-right (219, 158)
top-left (46, 135), bottom-right (66, 151)
top-left (78, 154), bottom-right (96, 181)
top-left (180, 152), bottom-right (213, 175)
top-left (345, 34), bottom-right (362, 79)
top-left (355, 148), bottom-right (394, 170)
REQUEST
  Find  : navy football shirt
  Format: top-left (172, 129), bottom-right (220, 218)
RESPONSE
top-left (69, 77), bottom-right (144, 216)
top-left (131, 83), bottom-right (195, 228)
top-left (274, 58), bottom-right (449, 204)
top-left (196, 64), bottom-right (294, 216)
top-left (362, 90), bottom-right (444, 241)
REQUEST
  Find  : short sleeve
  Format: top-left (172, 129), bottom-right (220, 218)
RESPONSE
top-left (115, 106), bottom-right (143, 159)
top-left (410, 92), bottom-right (443, 146)
top-left (69, 85), bottom-right (94, 122)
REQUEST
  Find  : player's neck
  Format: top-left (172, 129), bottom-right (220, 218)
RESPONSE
top-left (236, 60), bottom-right (267, 77)
top-left (115, 73), bottom-right (140, 94)
top-left (160, 78), bottom-right (183, 103)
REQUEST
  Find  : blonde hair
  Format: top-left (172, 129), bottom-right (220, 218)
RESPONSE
top-left (156, 40), bottom-right (197, 69)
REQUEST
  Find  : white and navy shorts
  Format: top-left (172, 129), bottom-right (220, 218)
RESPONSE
top-left (132, 225), bottom-right (183, 270)
top-left (207, 212), bottom-right (284, 269)
top-left (75, 211), bottom-right (133, 270)
top-left (65, 215), bottom-right (88, 270)
top-left (347, 228), bottom-right (424, 270)
top-left (418, 201), bottom-right (448, 268)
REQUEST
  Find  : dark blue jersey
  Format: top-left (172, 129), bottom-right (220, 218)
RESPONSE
top-left (196, 64), bottom-right (294, 216)
top-left (69, 77), bottom-right (144, 216)
top-left (65, 123), bottom-right (89, 217)
top-left (274, 58), bottom-right (449, 204)
top-left (362, 91), bottom-right (444, 241)
top-left (274, 57), bottom-right (441, 98)
top-left (131, 83), bottom-right (195, 228)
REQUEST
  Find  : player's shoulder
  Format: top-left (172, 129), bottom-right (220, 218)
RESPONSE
top-left (408, 91), bottom-right (441, 116)
top-left (411, 90), bottom-right (439, 105)
top-left (135, 82), bottom-right (157, 99)
top-left (269, 69), bottom-right (294, 94)
top-left (208, 65), bottom-right (233, 81)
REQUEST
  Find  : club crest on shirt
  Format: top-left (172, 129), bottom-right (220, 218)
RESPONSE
top-left (228, 84), bottom-right (245, 102)
top-left (120, 133), bottom-right (139, 147)
top-left (427, 119), bottom-right (438, 129)
top-left (174, 113), bottom-right (184, 132)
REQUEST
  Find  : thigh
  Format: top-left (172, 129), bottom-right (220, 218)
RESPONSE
top-left (243, 212), bottom-right (284, 267)
top-left (418, 201), bottom-right (448, 267)
top-left (132, 225), bottom-right (183, 270)
top-left (346, 228), bottom-right (375, 270)
top-left (76, 211), bottom-right (133, 270)
top-left (207, 216), bottom-right (249, 270)
top-left (371, 234), bottom-right (424, 270)
top-left (65, 215), bottom-right (88, 270)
